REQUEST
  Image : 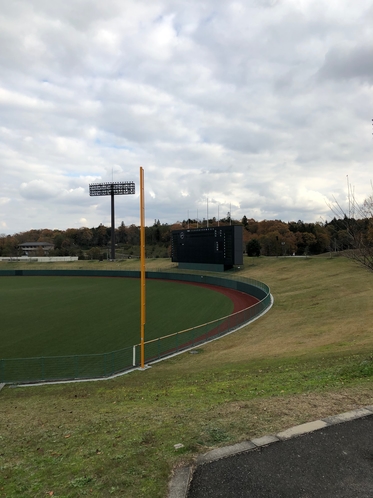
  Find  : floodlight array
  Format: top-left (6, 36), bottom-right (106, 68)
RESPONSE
top-left (89, 181), bottom-right (135, 196)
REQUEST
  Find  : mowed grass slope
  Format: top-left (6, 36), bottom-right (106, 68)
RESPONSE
top-left (0, 256), bottom-right (373, 498)
top-left (189, 255), bottom-right (373, 367)
top-left (0, 277), bottom-right (233, 358)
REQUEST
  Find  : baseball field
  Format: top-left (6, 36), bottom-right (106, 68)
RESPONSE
top-left (0, 276), bottom-right (235, 359)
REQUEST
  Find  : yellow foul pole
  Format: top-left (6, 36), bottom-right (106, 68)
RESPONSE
top-left (140, 167), bottom-right (146, 369)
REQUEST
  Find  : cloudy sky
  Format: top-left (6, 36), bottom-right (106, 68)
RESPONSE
top-left (1, 0), bottom-right (372, 234)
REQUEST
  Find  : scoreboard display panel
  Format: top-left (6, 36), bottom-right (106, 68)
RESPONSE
top-left (171, 225), bottom-right (243, 268)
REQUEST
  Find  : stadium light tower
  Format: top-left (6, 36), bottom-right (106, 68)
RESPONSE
top-left (89, 181), bottom-right (135, 260)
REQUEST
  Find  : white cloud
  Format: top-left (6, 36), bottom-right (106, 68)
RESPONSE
top-left (20, 180), bottom-right (59, 200)
top-left (0, 0), bottom-right (372, 234)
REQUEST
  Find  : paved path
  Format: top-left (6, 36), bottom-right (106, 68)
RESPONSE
top-left (169, 407), bottom-right (373, 498)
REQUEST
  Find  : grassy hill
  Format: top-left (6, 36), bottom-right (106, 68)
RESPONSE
top-left (0, 255), bottom-right (372, 497)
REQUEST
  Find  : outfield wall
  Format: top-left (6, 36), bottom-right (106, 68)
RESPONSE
top-left (0, 270), bottom-right (271, 384)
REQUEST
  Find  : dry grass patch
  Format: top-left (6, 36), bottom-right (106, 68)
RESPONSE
top-left (0, 258), bottom-right (174, 271)
top-left (188, 256), bottom-right (373, 365)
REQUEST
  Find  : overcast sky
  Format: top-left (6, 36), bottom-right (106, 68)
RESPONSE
top-left (1, 0), bottom-right (372, 234)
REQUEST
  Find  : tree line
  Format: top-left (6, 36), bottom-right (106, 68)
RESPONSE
top-left (0, 215), bottom-right (366, 260)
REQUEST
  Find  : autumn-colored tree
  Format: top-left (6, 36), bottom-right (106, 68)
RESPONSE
top-left (76, 227), bottom-right (93, 247)
top-left (0, 234), bottom-right (19, 256)
top-left (254, 220), bottom-right (297, 255)
top-left (38, 229), bottom-right (54, 242)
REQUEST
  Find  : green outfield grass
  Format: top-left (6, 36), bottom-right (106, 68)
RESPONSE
top-left (0, 277), bottom-right (233, 359)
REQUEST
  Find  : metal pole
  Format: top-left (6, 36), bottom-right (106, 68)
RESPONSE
top-left (140, 167), bottom-right (146, 369)
top-left (110, 188), bottom-right (115, 260)
top-left (207, 198), bottom-right (209, 227)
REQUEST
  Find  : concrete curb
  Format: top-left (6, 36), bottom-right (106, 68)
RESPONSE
top-left (168, 466), bottom-right (194, 498)
top-left (167, 405), bottom-right (373, 498)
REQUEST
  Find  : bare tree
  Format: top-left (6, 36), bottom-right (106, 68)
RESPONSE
top-left (330, 179), bottom-right (373, 271)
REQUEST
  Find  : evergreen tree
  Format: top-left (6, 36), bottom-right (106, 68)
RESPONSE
top-left (246, 239), bottom-right (261, 257)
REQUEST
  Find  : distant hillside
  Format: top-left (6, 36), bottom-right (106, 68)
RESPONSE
top-left (0, 216), bottom-right (359, 260)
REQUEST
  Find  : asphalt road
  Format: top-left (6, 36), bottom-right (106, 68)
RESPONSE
top-left (187, 414), bottom-right (373, 498)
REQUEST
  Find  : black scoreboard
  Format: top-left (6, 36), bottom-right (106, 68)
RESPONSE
top-left (171, 225), bottom-right (243, 270)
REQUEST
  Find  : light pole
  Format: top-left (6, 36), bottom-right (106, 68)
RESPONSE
top-left (89, 181), bottom-right (135, 260)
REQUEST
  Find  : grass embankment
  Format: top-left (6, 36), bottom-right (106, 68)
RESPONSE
top-left (1, 255), bottom-right (373, 497)
top-left (0, 258), bottom-right (175, 272)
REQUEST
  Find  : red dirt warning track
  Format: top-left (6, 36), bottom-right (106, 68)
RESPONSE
top-left (177, 281), bottom-right (259, 312)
